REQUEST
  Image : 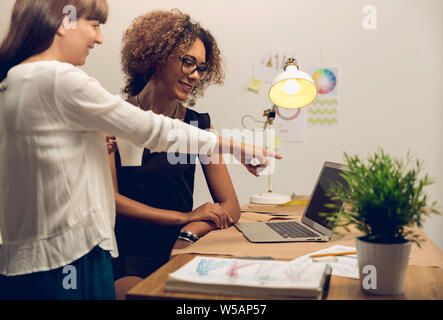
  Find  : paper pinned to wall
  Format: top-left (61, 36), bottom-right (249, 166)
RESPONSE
top-left (247, 78), bottom-right (263, 93)
top-left (274, 107), bottom-right (305, 142)
top-left (307, 67), bottom-right (339, 127)
top-left (254, 51), bottom-right (298, 82)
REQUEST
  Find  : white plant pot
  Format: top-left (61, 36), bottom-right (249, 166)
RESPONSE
top-left (356, 237), bottom-right (411, 296)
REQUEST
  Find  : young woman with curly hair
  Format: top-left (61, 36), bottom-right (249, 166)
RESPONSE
top-left (110, 10), bottom-right (248, 297)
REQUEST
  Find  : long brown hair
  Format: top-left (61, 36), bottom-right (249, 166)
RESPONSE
top-left (0, 0), bottom-right (109, 82)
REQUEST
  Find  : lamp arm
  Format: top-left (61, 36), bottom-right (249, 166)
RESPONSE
top-left (263, 105), bottom-right (277, 193)
top-left (267, 121), bottom-right (274, 193)
top-left (240, 114), bottom-right (267, 129)
top-left (263, 105), bottom-right (277, 127)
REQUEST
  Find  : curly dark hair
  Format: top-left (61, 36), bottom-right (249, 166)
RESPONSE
top-left (121, 9), bottom-right (224, 99)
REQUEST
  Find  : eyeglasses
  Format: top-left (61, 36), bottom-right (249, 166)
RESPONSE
top-left (180, 55), bottom-right (208, 79)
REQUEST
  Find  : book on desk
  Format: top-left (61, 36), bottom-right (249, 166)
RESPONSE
top-left (164, 256), bottom-right (332, 300)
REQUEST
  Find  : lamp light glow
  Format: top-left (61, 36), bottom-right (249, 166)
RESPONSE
top-left (283, 79), bottom-right (300, 95)
top-left (268, 59), bottom-right (318, 109)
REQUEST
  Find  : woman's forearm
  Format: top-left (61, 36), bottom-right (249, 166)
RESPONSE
top-left (115, 192), bottom-right (186, 226)
top-left (181, 200), bottom-right (240, 237)
top-left (220, 200), bottom-right (241, 224)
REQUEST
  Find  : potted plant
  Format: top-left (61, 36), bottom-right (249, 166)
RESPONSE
top-left (325, 149), bottom-right (440, 295)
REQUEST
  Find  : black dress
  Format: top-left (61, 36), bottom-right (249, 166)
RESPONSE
top-left (112, 109), bottom-right (211, 280)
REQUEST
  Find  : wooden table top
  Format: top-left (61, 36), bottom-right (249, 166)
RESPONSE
top-left (127, 201), bottom-right (443, 300)
top-left (127, 254), bottom-right (443, 300)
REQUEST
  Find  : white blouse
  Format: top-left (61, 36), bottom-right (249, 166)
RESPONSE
top-left (0, 61), bottom-right (217, 276)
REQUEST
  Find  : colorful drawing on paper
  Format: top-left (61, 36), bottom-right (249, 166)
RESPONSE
top-left (307, 67), bottom-right (339, 127)
top-left (187, 257), bottom-right (324, 285)
top-left (275, 107), bottom-right (301, 121)
top-left (253, 264), bottom-right (275, 282)
top-left (196, 259), bottom-right (229, 276)
top-left (312, 69), bottom-right (337, 95)
top-left (284, 264), bottom-right (310, 281)
top-left (274, 107), bottom-right (305, 142)
top-left (226, 261), bottom-right (258, 278)
top-left (254, 51), bottom-right (298, 82)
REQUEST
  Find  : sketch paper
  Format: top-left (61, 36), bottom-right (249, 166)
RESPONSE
top-left (291, 245), bottom-right (359, 279)
top-left (168, 256), bottom-right (329, 290)
top-left (274, 107), bottom-right (305, 142)
top-left (253, 51), bottom-right (298, 82)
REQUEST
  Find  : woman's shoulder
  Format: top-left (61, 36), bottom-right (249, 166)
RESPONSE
top-left (6, 61), bottom-right (89, 95)
top-left (52, 62), bottom-right (104, 95)
top-left (10, 61), bottom-right (91, 88)
top-left (11, 60), bottom-right (78, 73)
top-left (185, 108), bottom-right (211, 130)
top-left (52, 61), bottom-right (90, 79)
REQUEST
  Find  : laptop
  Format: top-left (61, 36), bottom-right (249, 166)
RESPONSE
top-left (235, 161), bottom-right (348, 243)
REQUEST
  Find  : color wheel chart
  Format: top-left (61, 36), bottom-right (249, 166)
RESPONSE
top-left (312, 69), bottom-right (337, 95)
top-left (308, 67), bottom-right (339, 127)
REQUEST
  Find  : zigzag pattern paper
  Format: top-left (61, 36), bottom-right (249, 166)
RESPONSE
top-left (307, 67), bottom-right (339, 127)
top-left (307, 101), bottom-right (339, 127)
top-left (311, 98), bottom-right (338, 107)
top-left (308, 118), bottom-right (339, 126)
top-left (308, 108), bottom-right (338, 116)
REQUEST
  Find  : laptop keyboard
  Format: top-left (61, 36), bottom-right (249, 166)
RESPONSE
top-left (266, 221), bottom-right (319, 238)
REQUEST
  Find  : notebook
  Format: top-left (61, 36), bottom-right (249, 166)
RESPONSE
top-left (165, 256), bottom-right (332, 299)
top-left (235, 161), bottom-right (348, 242)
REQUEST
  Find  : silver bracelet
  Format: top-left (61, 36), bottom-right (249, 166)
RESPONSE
top-left (177, 235), bottom-right (195, 243)
top-left (178, 230), bottom-right (200, 243)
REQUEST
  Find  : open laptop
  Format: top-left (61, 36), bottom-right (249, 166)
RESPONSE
top-left (235, 161), bottom-right (348, 242)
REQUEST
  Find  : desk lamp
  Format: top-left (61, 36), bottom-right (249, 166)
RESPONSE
top-left (250, 58), bottom-right (318, 204)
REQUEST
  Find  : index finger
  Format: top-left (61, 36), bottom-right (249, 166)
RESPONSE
top-left (262, 149), bottom-right (282, 159)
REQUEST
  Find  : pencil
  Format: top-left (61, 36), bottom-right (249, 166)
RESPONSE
top-left (310, 251), bottom-right (357, 258)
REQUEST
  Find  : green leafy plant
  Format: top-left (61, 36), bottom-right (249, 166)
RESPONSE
top-left (325, 149), bottom-right (440, 247)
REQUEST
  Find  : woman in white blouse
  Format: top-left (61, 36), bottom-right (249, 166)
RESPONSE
top-left (0, 0), bottom-right (279, 300)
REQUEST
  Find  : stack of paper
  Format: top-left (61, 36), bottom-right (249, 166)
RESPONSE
top-left (165, 256), bottom-right (332, 299)
top-left (291, 245), bottom-right (359, 279)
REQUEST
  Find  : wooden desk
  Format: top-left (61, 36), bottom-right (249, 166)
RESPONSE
top-left (127, 254), bottom-right (443, 300)
top-left (127, 201), bottom-right (443, 300)
top-left (170, 206), bottom-right (443, 270)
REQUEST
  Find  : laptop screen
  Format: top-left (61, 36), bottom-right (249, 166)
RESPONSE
top-left (304, 166), bottom-right (348, 229)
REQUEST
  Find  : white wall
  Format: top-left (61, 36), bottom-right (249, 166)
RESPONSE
top-left (1, 0), bottom-right (442, 250)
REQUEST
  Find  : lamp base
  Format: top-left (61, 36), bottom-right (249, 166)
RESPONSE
top-left (249, 192), bottom-right (291, 205)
